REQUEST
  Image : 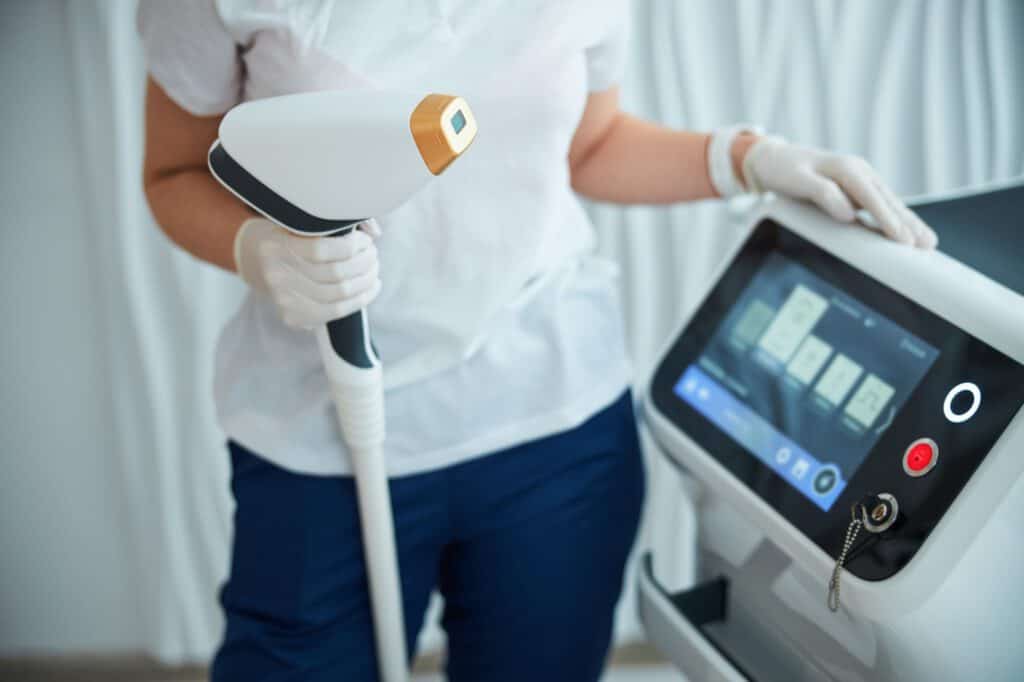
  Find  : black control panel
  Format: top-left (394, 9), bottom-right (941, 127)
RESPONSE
top-left (651, 220), bottom-right (1024, 580)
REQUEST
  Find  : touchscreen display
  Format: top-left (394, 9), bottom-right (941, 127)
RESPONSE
top-left (674, 252), bottom-right (940, 510)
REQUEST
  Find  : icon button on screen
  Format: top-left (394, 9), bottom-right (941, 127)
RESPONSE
top-left (814, 354), bottom-right (864, 407)
top-left (757, 285), bottom-right (829, 363)
top-left (786, 335), bottom-right (833, 385)
top-left (813, 465), bottom-right (840, 495)
top-left (845, 374), bottom-right (896, 428)
top-left (731, 299), bottom-right (777, 348)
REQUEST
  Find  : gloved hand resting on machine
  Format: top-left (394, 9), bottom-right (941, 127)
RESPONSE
top-left (233, 217), bottom-right (382, 330)
top-left (742, 138), bottom-right (938, 249)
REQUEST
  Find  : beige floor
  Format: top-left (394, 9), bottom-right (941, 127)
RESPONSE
top-left (0, 666), bottom-right (681, 682)
top-left (0, 645), bottom-right (683, 681)
top-left (420, 668), bottom-right (681, 682)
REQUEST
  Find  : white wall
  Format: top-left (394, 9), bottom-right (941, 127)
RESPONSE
top-left (1, 0), bottom-right (242, 658)
top-left (0, 0), bottom-right (144, 653)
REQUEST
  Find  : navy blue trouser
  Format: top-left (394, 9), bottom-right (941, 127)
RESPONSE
top-left (212, 391), bottom-right (645, 681)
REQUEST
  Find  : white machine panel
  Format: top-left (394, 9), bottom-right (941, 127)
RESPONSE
top-left (640, 186), bottom-right (1024, 681)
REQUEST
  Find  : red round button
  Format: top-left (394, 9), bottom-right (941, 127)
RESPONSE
top-left (907, 444), bottom-right (932, 470)
top-left (903, 438), bottom-right (938, 477)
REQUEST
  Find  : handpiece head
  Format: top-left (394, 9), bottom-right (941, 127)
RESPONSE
top-left (208, 91), bottom-right (477, 236)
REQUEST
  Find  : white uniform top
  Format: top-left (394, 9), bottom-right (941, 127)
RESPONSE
top-left (138, 0), bottom-right (633, 477)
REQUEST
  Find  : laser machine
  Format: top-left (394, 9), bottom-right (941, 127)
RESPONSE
top-left (638, 181), bottom-right (1024, 681)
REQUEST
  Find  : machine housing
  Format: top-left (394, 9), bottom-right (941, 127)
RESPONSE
top-left (639, 188), bottom-right (1024, 681)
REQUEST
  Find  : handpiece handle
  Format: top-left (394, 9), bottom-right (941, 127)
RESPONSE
top-left (315, 223), bottom-right (385, 448)
top-left (314, 226), bottom-right (405, 680)
top-left (327, 312), bottom-right (378, 368)
top-left (325, 224), bottom-right (380, 372)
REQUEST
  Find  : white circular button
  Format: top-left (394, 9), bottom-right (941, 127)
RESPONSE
top-left (943, 382), bottom-right (981, 424)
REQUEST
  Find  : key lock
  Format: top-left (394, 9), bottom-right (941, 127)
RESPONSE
top-left (827, 492), bottom-right (900, 612)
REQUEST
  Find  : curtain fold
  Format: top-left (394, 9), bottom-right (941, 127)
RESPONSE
top-left (1, 0), bottom-right (1020, 661)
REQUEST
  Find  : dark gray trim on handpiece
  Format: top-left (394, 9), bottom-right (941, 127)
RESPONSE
top-left (208, 142), bottom-right (363, 235)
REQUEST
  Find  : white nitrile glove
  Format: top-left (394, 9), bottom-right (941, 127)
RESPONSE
top-left (233, 217), bottom-right (382, 330)
top-left (742, 138), bottom-right (938, 249)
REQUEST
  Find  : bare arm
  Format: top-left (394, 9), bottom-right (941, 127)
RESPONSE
top-left (568, 87), bottom-right (757, 204)
top-left (142, 78), bottom-right (253, 272)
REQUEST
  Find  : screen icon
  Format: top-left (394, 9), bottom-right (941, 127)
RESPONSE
top-left (813, 465), bottom-right (840, 495)
top-left (785, 335), bottom-right (833, 386)
top-left (775, 446), bottom-right (792, 465)
top-left (874, 406), bottom-right (896, 434)
top-left (757, 285), bottom-right (829, 364)
top-left (731, 299), bottom-right (776, 349)
top-left (845, 374), bottom-right (895, 429)
top-left (813, 354), bottom-right (864, 407)
top-left (791, 458), bottom-right (810, 480)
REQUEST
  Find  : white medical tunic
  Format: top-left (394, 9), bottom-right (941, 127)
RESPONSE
top-left (139, 0), bottom-right (634, 476)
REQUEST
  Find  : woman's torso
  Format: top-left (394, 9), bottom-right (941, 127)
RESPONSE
top-left (141, 0), bottom-right (634, 475)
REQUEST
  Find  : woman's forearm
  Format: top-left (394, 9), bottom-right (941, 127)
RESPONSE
top-left (142, 78), bottom-right (253, 273)
top-left (569, 112), bottom-right (758, 205)
top-left (144, 168), bottom-right (253, 272)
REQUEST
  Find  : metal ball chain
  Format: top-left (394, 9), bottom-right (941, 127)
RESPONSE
top-left (827, 510), bottom-right (863, 613)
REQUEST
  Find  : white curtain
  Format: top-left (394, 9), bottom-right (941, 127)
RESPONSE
top-left (1, 0), bottom-right (241, 659)
top-left (1, 0), bottom-right (1020, 664)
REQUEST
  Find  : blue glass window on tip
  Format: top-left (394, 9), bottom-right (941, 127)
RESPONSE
top-left (451, 109), bottom-right (466, 134)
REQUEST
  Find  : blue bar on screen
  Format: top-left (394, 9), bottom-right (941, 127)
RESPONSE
top-left (674, 364), bottom-right (845, 511)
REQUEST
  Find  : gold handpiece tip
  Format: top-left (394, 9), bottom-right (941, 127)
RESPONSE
top-left (410, 94), bottom-right (477, 175)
